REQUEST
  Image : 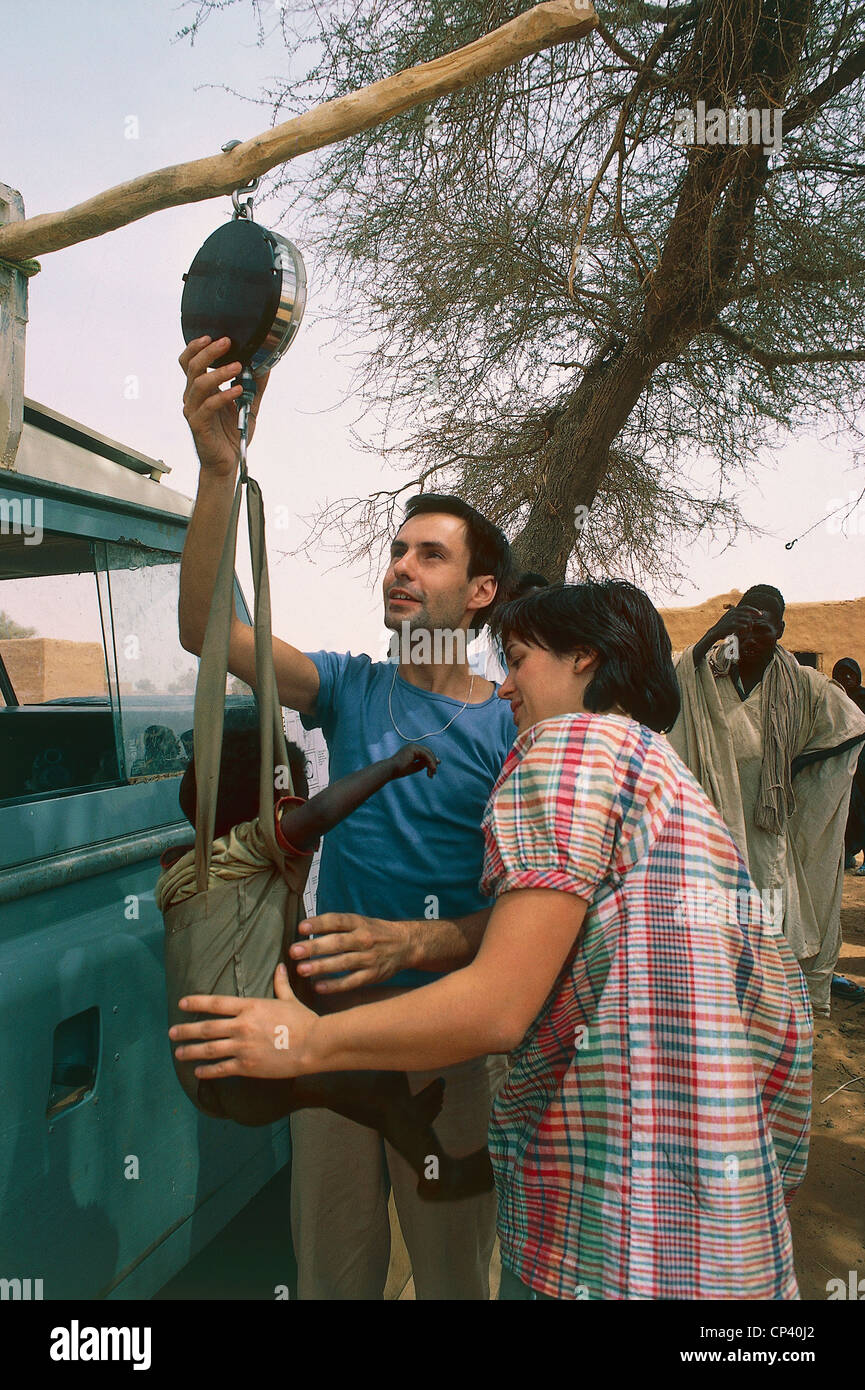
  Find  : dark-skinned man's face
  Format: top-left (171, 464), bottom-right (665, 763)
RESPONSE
top-left (834, 667), bottom-right (859, 697)
top-left (736, 604), bottom-right (783, 660)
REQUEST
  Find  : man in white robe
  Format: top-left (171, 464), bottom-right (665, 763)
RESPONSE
top-left (668, 585), bottom-right (865, 1016)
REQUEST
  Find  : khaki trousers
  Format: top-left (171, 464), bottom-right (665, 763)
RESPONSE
top-left (289, 1055), bottom-right (506, 1300)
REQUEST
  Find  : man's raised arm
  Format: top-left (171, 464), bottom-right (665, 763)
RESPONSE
top-left (177, 335), bottom-right (320, 715)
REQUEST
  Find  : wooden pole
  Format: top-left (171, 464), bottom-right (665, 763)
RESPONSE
top-left (0, 184), bottom-right (27, 471)
top-left (0, 1), bottom-right (596, 263)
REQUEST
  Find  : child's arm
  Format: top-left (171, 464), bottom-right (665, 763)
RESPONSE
top-left (276, 744), bottom-right (438, 852)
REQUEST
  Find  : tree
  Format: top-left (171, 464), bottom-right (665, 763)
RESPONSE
top-left (180, 0), bottom-right (865, 583)
top-left (0, 611), bottom-right (37, 639)
top-left (168, 668), bottom-right (198, 695)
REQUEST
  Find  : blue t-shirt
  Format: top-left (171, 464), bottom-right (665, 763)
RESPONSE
top-left (301, 651), bottom-right (516, 987)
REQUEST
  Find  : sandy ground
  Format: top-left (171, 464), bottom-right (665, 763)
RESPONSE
top-left (788, 869), bottom-right (865, 1301)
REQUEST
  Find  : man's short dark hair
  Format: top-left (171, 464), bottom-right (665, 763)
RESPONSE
top-left (512, 571), bottom-right (549, 597)
top-left (402, 493), bottom-right (514, 628)
top-left (739, 584), bottom-right (785, 624)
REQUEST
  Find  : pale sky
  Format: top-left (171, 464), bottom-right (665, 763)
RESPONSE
top-left (4, 0), bottom-right (864, 661)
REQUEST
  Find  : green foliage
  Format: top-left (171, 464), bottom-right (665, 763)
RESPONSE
top-left (0, 610), bottom-right (37, 640)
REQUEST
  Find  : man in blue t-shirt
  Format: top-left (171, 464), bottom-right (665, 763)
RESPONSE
top-left (178, 338), bottom-right (516, 1299)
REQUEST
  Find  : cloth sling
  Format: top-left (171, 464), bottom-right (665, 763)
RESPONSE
top-left (159, 468), bottom-right (304, 1125)
top-left (708, 639), bottom-right (801, 834)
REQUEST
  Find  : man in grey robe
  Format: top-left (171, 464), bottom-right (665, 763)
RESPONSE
top-left (668, 585), bottom-right (865, 1016)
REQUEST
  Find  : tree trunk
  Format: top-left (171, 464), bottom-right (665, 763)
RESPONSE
top-left (513, 0), bottom-right (811, 580)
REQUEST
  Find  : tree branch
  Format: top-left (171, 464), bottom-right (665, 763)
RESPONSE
top-left (598, 1), bottom-right (702, 23)
top-left (0, 0), bottom-right (597, 262)
top-left (569, 2), bottom-right (693, 293)
top-left (724, 257), bottom-right (865, 303)
top-left (595, 20), bottom-right (656, 75)
top-left (713, 323), bottom-right (865, 367)
top-left (784, 39), bottom-right (865, 131)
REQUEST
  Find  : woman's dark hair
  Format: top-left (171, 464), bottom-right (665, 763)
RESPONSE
top-left (403, 493), bottom-right (514, 628)
top-left (491, 580), bottom-right (681, 733)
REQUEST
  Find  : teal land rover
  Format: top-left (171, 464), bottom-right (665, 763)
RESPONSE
top-left (0, 399), bottom-right (292, 1299)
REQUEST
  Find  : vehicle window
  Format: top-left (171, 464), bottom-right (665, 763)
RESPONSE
top-left (0, 531), bottom-right (119, 801)
top-left (101, 542), bottom-right (254, 783)
top-left (0, 528), bottom-right (255, 804)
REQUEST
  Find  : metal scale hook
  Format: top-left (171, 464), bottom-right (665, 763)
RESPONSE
top-left (221, 139), bottom-right (260, 470)
top-left (221, 139), bottom-right (260, 220)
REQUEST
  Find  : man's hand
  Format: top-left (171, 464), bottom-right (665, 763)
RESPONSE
top-left (709, 604), bottom-right (762, 644)
top-left (169, 965), bottom-right (314, 1079)
top-left (289, 913), bottom-right (416, 993)
top-left (693, 604), bottom-right (761, 667)
top-left (179, 335), bottom-right (270, 479)
top-left (388, 744), bottom-right (440, 780)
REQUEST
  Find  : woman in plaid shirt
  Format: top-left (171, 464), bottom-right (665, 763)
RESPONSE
top-left (173, 580), bottom-right (812, 1301)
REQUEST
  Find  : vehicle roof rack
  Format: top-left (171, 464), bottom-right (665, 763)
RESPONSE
top-left (23, 399), bottom-right (170, 482)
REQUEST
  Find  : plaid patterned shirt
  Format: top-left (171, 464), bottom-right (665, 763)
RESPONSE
top-left (480, 714), bottom-right (812, 1301)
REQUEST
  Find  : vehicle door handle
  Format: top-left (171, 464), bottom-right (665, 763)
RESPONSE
top-left (46, 1006), bottom-right (100, 1119)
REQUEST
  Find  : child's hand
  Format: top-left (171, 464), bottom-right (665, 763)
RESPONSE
top-left (389, 744), bottom-right (440, 780)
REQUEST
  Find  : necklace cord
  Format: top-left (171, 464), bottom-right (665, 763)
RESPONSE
top-left (388, 664), bottom-right (476, 741)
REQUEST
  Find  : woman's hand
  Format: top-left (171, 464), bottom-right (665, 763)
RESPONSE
top-left (169, 964), bottom-right (315, 1079)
